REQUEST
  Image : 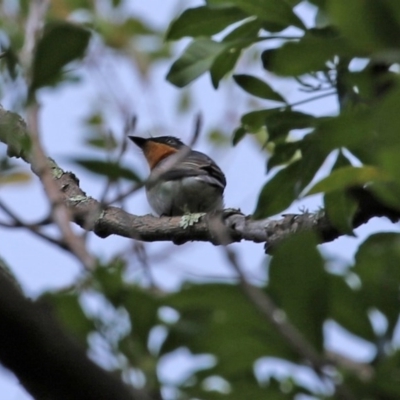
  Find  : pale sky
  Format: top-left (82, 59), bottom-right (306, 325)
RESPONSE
top-left (0, 1), bottom-right (398, 399)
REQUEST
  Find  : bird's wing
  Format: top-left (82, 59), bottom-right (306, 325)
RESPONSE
top-left (157, 151), bottom-right (226, 190)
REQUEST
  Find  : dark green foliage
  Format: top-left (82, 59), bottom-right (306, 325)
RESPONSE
top-left (29, 22), bottom-right (91, 96)
top-left (40, 291), bottom-right (95, 346)
top-left (4, 1), bottom-right (400, 399)
top-left (323, 151), bottom-right (358, 235)
top-left (353, 233), bottom-right (400, 336)
top-left (269, 232), bottom-right (328, 351)
top-left (261, 28), bottom-right (351, 76)
top-left (166, 0), bottom-right (400, 219)
top-left (73, 159), bottom-right (141, 182)
top-left (167, 39), bottom-right (226, 87)
top-left (165, 3), bottom-right (400, 396)
top-left (233, 74), bottom-right (286, 102)
top-left (166, 6), bottom-right (248, 40)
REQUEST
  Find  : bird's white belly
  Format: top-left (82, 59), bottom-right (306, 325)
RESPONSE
top-left (146, 177), bottom-right (223, 216)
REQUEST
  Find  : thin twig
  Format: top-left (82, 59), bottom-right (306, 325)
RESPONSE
top-left (0, 202), bottom-right (51, 227)
top-left (224, 248), bottom-right (325, 368)
top-left (20, 1), bottom-right (95, 269)
top-left (99, 116), bottom-right (137, 206)
top-left (0, 200), bottom-right (68, 250)
top-left (132, 242), bottom-right (157, 290)
top-left (258, 35), bottom-right (301, 41)
top-left (188, 112), bottom-right (202, 147)
top-left (282, 91), bottom-right (337, 110)
top-left (27, 103), bottom-right (95, 269)
top-left (0, 220), bottom-right (68, 250)
top-left (20, 0), bottom-right (49, 67)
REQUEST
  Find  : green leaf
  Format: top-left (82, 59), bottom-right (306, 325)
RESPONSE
top-left (311, 111), bottom-right (372, 159)
top-left (324, 189), bottom-right (358, 235)
top-left (170, 35), bottom-right (260, 89)
top-left (261, 20), bottom-right (287, 33)
top-left (323, 152), bottom-right (358, 234)
top-left (308, 0), bottom-right (327, 8)
top-left (210, 45), bottom-right (243, 88)
top-left (265, 110), bottom-right (315, 141)
top-left (285, 0), bottom-right (303, 5)
top-left (96, 18), bottom-right (155, 49)
top-left (162, 283), bottom-right (295, 377)
top-left (371, 87), bottom-right (400, 149)
top-left (254, 161), bottom-right (302, 218)
top-left (120, 18), bottom-right (155, 36)
top-left (240, 109), bottom-right (315, 138)
top-left (373, 351), bottom-right (400, 398)
top-left (29, 22), bottom-right (91, 95)
top-left (123, 287), bottom-right (160, 351)
top-left (232, 126), bottom-right (247, 145)
top-left (41, 292), bottom-right (94, 345)
top-left (369, 182), bottom-right (400, 214)
top-left (2, 48), bottom-right (19, 80)
top-left (328, 0), bottom-right (400, 52)
top-left (85, 136), bottom-right (118, 150)
top-left (307, 166), bottom-right (389, 196)
top-left (66, 0), bottom-right (92, 10)
top-left (377, 146), bottom-right (400, 182)
top-left (354, 233), bottom-right (400, 335)
top-left (93, 260), bottom-right (126, 305)
top-left (73, 159), bottom-right (141, 182)
top-left (328, 274), bottom-right (375, 342)
top-left (166, 6), bottom-right (248, 40)
top-left (222, 18), bottom-right (263, 41)
top-left (269, 232), bottom-right (328, 351)
top-left (0, 256), bottom-right (22, 293)
top-left (166, 38), bottom-right (226, 87)
top-left (177, 90), bottom-right (192, 113)
top-left (208, 20), bottom-right (264, 87)
top-left (241, 109), bottom-right (271, 133)
top-left (207, 0), bottom-right (305, 29)
top-left (0, 109), bottom-right (32, 159)
top-left (207, 129), bottom-right (229, 146)
top-left (185, 375), bottom-right (300, 400)
top-left (254, 142), bottom-right (327, 218)
top-left (267, 141), bottom-right (300, 170)
top-left (0, 171), bottom-right (31, 185)
top-left (262, 29), bottom-right (350, 76)
top-left (233, 74), bottom-right (286, 102)
top-left (311, 87), bottom-right (400, 162)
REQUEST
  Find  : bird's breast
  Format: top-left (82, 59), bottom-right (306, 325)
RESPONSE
top-left (146, 176), bottom-right (223, 216)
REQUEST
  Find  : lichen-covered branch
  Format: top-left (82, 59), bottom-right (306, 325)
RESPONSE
top-left (1, 106), bottom-right (399, 251)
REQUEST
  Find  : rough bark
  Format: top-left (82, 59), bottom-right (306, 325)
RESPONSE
top-left (0, 270), bottom-right (151, 400)
top-left (1, 105), bottom-right (399, 253)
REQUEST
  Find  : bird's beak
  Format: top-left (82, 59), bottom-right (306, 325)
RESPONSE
top-left (128, 136), bottom-right (147, 149)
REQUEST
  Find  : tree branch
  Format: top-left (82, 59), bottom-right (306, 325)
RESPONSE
top-left (0, 106), bottom-right (399, 249)
top-left (0, 269), bottom-right (152, 400)
top-left (26, 102), bottom-right (95, 269)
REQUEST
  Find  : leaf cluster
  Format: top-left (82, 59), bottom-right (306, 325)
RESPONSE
top-left (2, 1), bottom-right (400, 399)
top-left (166, 0), bottom-right (400, 232)
top-left (40, 227), bottom-right (400, 399)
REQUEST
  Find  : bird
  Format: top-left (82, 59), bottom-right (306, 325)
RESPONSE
top-left (128, 135), bottom-right (226, 216)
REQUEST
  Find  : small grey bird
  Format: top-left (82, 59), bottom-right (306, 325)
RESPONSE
top-left (129, 136), bottom-right (226, 216)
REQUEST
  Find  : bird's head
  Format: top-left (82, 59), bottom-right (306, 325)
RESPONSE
top-left (129, 136), bottom-right (186, 169)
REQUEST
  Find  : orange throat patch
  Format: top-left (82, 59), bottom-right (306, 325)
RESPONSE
top-left (143, 142), bottom-right (179, 170)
